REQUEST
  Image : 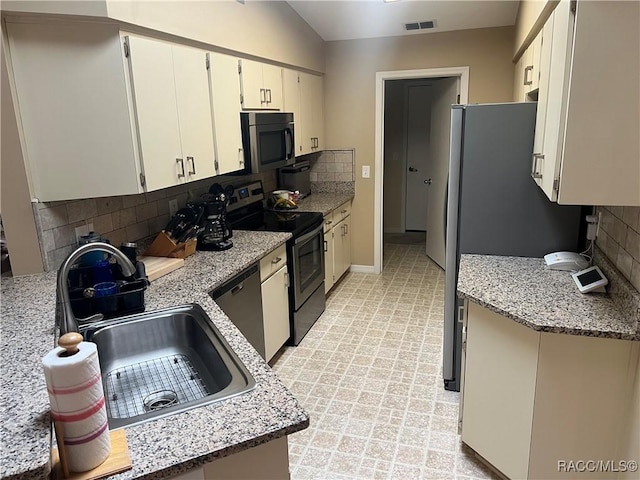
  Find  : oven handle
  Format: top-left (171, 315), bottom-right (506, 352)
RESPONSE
top-left (294, 222), bottom-right (324, 246)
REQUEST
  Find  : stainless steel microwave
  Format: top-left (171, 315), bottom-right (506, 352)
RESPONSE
top-left (240, 112), bottom-right (295, 173)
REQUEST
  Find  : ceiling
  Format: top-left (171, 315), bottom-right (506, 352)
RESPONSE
top-left (287, 1), bottom-right (519, 42)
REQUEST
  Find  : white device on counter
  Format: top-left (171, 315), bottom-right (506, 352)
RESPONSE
top-left (571, 265), bottom-right (608, 293)
top-left (544, 251), bottom-right (590, 271)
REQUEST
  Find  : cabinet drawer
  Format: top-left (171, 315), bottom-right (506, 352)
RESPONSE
top-left (260, 244), bottom-right (287, 282)
top-left (334, 201), bottom-right (351, 223)
top-left (323, 211), bottom-right (335, 233)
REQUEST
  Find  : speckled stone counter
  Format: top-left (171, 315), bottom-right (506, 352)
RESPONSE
top-left (0, 231), bottom-right (309, 480)
top-left (295, 192), bottom-right (354, 217)
top-left (457, 253), bottom-right (640, 340)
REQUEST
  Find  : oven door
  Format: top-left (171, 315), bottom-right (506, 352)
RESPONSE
top-left (291, 222), bottom-right (325, 310)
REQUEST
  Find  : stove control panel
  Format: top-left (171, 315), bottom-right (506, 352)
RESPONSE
top-left (228, 181), bottom-right (264, 212)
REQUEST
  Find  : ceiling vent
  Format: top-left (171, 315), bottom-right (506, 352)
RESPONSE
top-left (404, 20), bottom-right (437, 31)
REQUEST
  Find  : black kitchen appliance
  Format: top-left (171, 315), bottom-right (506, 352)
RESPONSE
top-left (193, 183), bottom-right (233, 251)
top-left (278, 160), bottom-right (311, 198)
top-left (226, 180), bottom-right (325, 345)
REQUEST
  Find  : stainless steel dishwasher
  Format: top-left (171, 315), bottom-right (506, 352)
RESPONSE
top-left (210, 263), bottom-right (265, 359)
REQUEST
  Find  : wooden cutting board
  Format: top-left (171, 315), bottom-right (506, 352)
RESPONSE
top-left (139, 256), bottom-right (185, 282)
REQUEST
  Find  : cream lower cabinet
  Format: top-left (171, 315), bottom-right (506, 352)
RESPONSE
top-left (461, 301), bottom-right (639, 480)
top-left (531, 0), bottom-right (640, 205)
top-left (170, 436), bottom-right (290, 480)
top-left (125, 35), bottom-right (216, 191)
top-left (207, 52), bottom-right (245, 175)
top-left (323, 201), bottom-right (352, 292)
top-left (260, 245), bottom-right (289, 361)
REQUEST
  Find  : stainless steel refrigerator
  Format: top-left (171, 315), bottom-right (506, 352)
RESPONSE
top-left (443, 103), bottom-right (583, 391)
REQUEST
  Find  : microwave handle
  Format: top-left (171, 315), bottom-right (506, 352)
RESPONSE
top-left (285, 127), bottom-right (294, 160)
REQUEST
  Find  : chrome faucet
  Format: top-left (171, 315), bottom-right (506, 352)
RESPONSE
top-left (56, 242), bottom-right (137, 336)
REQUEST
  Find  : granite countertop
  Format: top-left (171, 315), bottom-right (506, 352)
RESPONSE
top-left (458, 253), bottom-right (640, 340)
top-left (0, 231), bottom-right (309, 480)
top-left (296, 192), bottom-right (354, 217)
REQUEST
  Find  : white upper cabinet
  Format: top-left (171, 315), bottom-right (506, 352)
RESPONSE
top-left (238, 59), bottom-right (283, 110)
top-left (207, 52), bottom-right (245, 175)
top-left (297, 72), bottom-right (325, 156)
top-left (6, 21), bottom-right (142, 201)
top-left (125, 35), bottom-right (215, 191)
top-left (531, 0), bottom-right (640, 206)
top-left (283, 68), bottom-right (302, 154)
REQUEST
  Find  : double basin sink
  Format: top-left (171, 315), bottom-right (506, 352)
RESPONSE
top-left (80, 304), bottom-right (256, 429)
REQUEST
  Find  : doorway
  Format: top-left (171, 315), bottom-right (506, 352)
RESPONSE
top-left (374, 67), bottom-right (469, 274)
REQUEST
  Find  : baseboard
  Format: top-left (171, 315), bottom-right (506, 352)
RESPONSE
top-left (384, 228), bottom-right (405, 234)
top-left (349, 265), bottom-right (376, 274)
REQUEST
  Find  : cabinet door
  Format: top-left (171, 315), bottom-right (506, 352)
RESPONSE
top-left (340, 215), bottom-right (351, 277)
top-left (527, 32), bottom-right (542, 94)
top-left (538, 0), bottom-right (574, 201)
top-left (172, 45), bottom-right (216, 182)
top-left (462, 303), bottom-right (540, 480)
top-left (239, 59), bottom-right (265, 110)
top-left (531, 14), bottom-right (555, 189)
top-left (512, 55), bottom-right (524, 102)
top-left (282, 69), bottom-right (302, 155)
top-left (333, 218), bottom-right (345, 280)
top-left (208, 53), bottom-right (244, 175)
top-left (309, 74), bottom-right (325, 151)
top-left (126, 36), bottom-right (184, 191)
top-left (324, 230), bottom-right (334, 293)
top-left (262, 64), bottom-right (283, 110)
top-left (261, 266), bottom-right (290, 361)
top-left (298, 73), bottom-right (314, 155)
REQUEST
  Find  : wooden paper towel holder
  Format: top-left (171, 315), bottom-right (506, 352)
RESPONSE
top-left (52, 334), bottom-right (132, 479)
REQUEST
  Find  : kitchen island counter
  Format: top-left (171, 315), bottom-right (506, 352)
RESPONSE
top-left (0, 230), bottom-right (308, 480)
top-left (457, 252), bottom-right (640, 340)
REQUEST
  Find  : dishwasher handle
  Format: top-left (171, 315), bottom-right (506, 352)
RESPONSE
top-left (231, 283), bottom-right (244, 295)
top-left (210, 263), bottom-right (259, 300)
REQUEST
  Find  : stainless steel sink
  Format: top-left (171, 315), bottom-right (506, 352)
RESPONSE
top-left (81, 304), bottom-right (256, 429)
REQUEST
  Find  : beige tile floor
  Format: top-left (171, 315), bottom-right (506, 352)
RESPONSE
top-left (272, 242), bottom-right (499, 480)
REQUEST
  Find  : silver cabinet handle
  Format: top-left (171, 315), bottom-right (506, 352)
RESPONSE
top-left (271, 256), bottom-right (282, 264)
top-left (266, 89), bottom-right (272, 104)
top-left (176, 158), bottom-right (185, 178)
top-left (344, 224), bottom-right (348, 235)
top-left (260, 88), bottom-right (266, 104)
top-left (325, 220), bottom-right (333, 226)
top-left (524, 65), bottom-right (534, 86)
top-left (187, 156), bottom-right (196, 175)
top-left (284, 272), bottom-right (290, 288)
top-left (531, 153), bottom-right (544, 179)
top-left (238, 147), bottom-right (244, 168)
top-left (323, 240), bottom-right (328, 252)
top-left (341, 209), bottom-right (347, 214)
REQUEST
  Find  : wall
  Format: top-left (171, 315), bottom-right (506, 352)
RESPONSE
top-left (33, 171), bottom-right (277, 272)
top-left (324, 26), bottom-right (515, 267)
top-left (595, 206), bottom-right (640, 292)
top-left (105, 1), bottom-right (325, 73)
top-left (513, 0), bottom-right (551, 58)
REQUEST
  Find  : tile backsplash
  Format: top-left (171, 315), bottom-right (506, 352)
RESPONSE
top-left (309, 149), bottom-right (355, 182)
top-left (33, 171), bottom-right (276, 271)
top-left (595, 206), bottom-right (640, 292)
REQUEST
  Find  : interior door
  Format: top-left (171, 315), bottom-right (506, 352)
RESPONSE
top-left (404, 85), bottom-right (432, 231)
top-left (426, 77), bottom-right (459, 268)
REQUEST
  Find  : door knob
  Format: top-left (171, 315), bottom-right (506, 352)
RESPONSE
top-left (424, 178), bottom-right (432, 185)
top-left (409, 166), bottom-right (418, 172)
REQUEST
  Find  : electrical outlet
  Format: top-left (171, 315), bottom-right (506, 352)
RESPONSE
top-left (585, 213), bottom-right (600, 241)
top-left (169, 199), bottom-right (178, 217)
top-left (74, 223), bottom-right (94, 244)
top-left (362, 165), bottom-right (371, 179)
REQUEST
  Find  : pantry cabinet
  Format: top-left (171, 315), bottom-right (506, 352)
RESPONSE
top-left (260, 245), bottom-right (289, 361)
top-left (323, 201), bottom-right (352, 292)
top-left (207, 52), bottom-right (245, 175)
top-left (530, 0), bottom-right (640, 205)
top-left (462, 301), bottom-right (638, 479)
top-left (239, 59), bottom-right (283, 110)
top-left (125, 35), bottom-right (216, 191)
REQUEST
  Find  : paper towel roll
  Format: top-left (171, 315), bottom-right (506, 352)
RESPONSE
top-left (43, 339), bottom-right (111, 472)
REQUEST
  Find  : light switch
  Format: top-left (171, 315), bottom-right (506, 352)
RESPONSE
top-left (362, 165), bottom-right (371, 178)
